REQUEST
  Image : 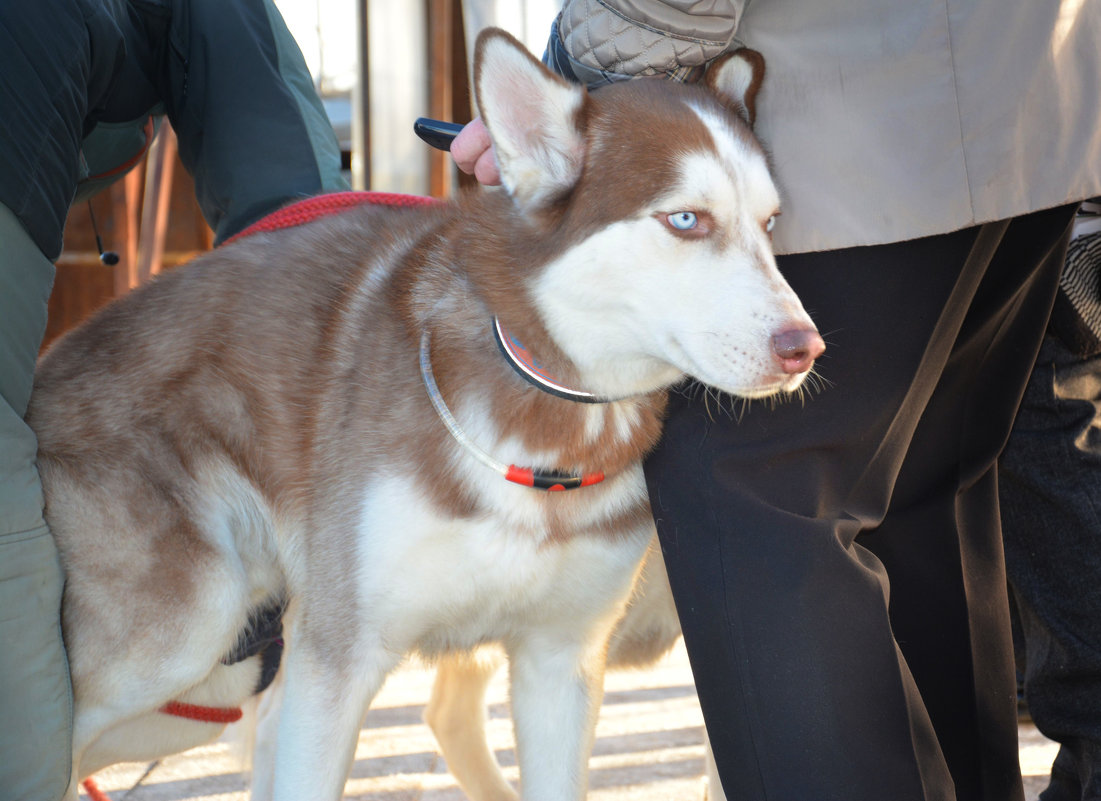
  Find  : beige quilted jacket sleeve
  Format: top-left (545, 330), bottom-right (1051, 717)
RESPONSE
top-left (557, 0), bottom-right (742, 78)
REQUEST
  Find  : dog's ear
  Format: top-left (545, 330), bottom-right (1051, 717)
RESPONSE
top-left (704, 48), bottom-right (765, 127)
top-left (474, 28), bottom-right (587, 213)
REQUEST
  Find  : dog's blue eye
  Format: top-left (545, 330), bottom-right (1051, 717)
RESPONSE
top-left (765, 214), bottom-right (777, 233)
top-left (668, 212), bottom-right (697, 230)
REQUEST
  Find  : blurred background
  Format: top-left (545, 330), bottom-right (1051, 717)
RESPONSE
top-left (276, 0), bottom-right (559, 193)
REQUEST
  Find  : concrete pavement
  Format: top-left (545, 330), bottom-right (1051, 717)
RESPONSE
top-left (83, 641), bottom-right (1059, 800)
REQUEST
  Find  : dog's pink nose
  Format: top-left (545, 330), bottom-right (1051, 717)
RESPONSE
top-left (772, 328), bottom-right (825, 374)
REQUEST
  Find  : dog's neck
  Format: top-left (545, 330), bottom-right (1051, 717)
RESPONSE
top-left (404, 208), bottom-right (670, 495)
top-left (491, 317), bottom-right (624, 404)
top-left (419, 328), bottom-right (607, 491)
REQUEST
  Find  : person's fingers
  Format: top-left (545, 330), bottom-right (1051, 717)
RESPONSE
top-left (450, 118), bottom-right (501, 186)
top-left (450, 118), bottom-right (491, 173)
top-left (473, 149), bottom-right (502, 187)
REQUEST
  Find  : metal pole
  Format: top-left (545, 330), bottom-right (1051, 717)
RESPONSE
top-left (352, 0), bottom-right (371, 190)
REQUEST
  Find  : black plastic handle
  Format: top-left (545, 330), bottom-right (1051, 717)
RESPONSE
top-left (413, 118), bottom-right (465, 151)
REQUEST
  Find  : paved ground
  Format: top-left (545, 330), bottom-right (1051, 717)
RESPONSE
top-left (84, 641), bottom-right (1058, 800)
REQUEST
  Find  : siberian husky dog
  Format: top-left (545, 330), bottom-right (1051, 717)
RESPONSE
top-left (30, 27), bottom-right (822, 801)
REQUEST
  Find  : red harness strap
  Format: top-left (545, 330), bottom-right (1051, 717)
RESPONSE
top-left (80, 777), bottom-right (112, 801)
top-left (79, 703), bottom-right (245, 798)
top-left (223, 190), bottom-right (440, 245)
top-left (80, 190), bottom-right (437, 800)
top-left (160, 700), bottom-right (244, 724)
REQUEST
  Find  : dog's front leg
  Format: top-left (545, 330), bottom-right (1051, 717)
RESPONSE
top-left (507, 633), bottom-right (608, 801)
top-left (246, 670), bottom-right (285, 801)
top-left (268, 631), bottom-right (397, 801)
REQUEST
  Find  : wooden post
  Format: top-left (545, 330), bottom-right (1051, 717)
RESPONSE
top-left (426, 0), bottom-right (473, 197)
top-left (427, 0), bottom-right (454, 198)
top-left (111, 168), bottom-right (143, 293)
top-left (135, 124), bottom-right (178, 284)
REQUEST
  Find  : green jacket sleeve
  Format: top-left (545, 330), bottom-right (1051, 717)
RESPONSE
top-left (153, 0), bottom-right (348, 243)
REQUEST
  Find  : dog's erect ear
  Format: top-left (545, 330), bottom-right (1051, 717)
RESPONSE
top-left (704, 48), bottom-right (765, 127)
top-left (474, 28), bottom-right (587, 212)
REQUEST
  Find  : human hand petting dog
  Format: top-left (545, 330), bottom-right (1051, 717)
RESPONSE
top-left (450, 118), bottom-right (501, 186)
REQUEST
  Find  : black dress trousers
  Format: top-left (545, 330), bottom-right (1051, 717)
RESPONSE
top-left (645, 204), bottom-right (1078, 801)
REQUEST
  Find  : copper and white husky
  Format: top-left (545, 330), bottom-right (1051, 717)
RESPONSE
top-left (30, 28), bottom-right (822, 801)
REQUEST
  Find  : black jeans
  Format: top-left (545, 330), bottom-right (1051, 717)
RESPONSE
top-left (645, 205), bottom-right (1078, 801)
top-left (1002, 333), bottom-right (1101, 801)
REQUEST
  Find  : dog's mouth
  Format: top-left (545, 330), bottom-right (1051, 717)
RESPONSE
top-left (665, 334), bottom-right (816, 400)
top-left (729, 381), bottom-right (799, 400)
top-left (732, 377), bottom-right (808, 399)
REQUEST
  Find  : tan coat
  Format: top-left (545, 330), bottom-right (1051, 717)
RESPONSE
top-left (556, 0), bottom-right (1101, 254)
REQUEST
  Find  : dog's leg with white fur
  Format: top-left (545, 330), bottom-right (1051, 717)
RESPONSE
top-left (245, 670), bottom-right (284, 801)
top-left (269, 622), bottom-right (402, 801)
top-left (507, 632), bottom-right (611, 801)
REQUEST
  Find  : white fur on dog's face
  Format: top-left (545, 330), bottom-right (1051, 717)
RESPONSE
top-left (532, 104), bottom-right (810, 400)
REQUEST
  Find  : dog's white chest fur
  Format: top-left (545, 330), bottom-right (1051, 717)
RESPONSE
top-left (352, 473), bottom-right (653, 656)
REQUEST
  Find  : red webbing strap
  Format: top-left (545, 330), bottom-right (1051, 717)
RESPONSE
top-left (81, 777), bottom-right (113, 801)
top-left (223, 190), bottom-right (441, 245)
top-left (79, 702), bottom-right (244, 798)
top-left (160, 700), bottom-right (244, 724)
